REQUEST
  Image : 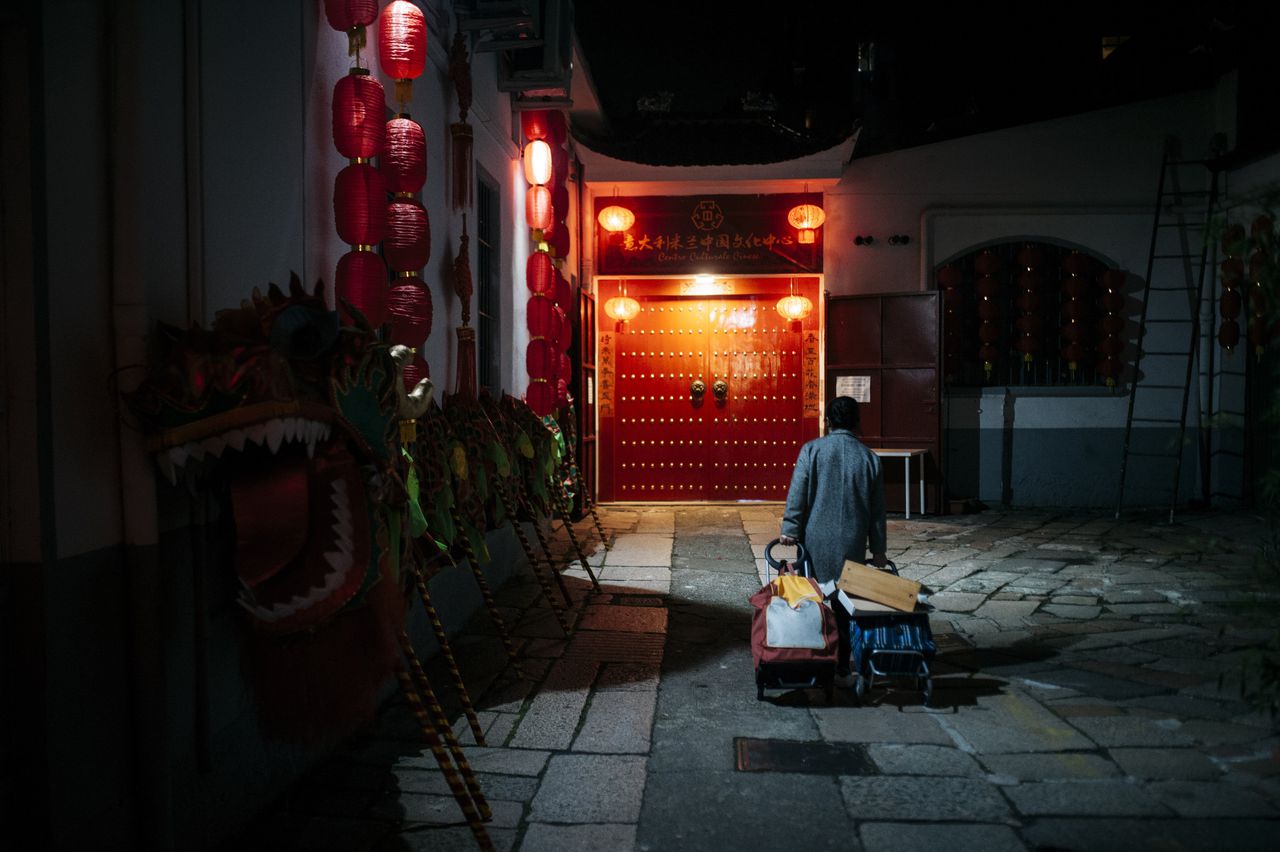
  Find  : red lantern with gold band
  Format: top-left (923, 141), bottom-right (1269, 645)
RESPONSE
top-left (383, 116), bottom-right (426, 193)
top-left (527, 251), bottom-right (555, 295)
top-left (334, 163), bottom-right (387, 245)
top-left (526, 185), bottom-right (553, 232)
top-left (336, 249), bottom-right (388, 327)
top-left (332, 70), bottom-right (385, 160)
top-left (379, 0), bottom-right (426, 107)
top-left (387, 277), bottom-right (432, 348)
top-left (385, 202), bottom-right (430, 271)
top-left (1060, 251), bottom-right (1093, 374)
top-left (1095, 269), bottom-right (1126, 387)
top-left (973, 250), bottom-right (1002, 379)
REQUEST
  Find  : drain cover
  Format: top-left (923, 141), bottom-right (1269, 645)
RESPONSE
top-left (734, 737), bottom-right (879, 774)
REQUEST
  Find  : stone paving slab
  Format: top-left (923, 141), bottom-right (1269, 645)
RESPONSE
top-left (1022, 818), bottom-right (1280, 852)
top-left (858, 822), bottom-right (1027, 852)
top-left (1002, 780), bottom-right (1171, 816)
top-left (866, 743), bottom-right (983, 776)
top-left (520, 823), bottom-right (638, 852)
top-left (812, 707), bottom-right (953, 745)
top-left (935, 691), bottom-right (1095, 753)
top-left (979, 751), bottom-right (1121, 780)
top-left (578, 603), bottom-right (668, 633)
top-left (840, 776), bottom-right (1012, 822)
top-left (640, 770), bottom-right (853, 852)
top-left (530, 754), bottom-right (647, 822)
top-left (572, 690), bottom-right (656, 753)
top-left (1109, 747), bottom-right (1222, 780)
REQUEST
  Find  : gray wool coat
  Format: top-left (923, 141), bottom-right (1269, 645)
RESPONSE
top-left (781, 429), bottom-right (887, 583)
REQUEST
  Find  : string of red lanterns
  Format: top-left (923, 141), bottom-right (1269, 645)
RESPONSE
top-left (329, 4), bottom-right (388, 328)
top-left (522, 110), bottom-right (566, 416)
top-left (974, 250), bottom-right (1003, 380)
top-left (1095, 269), bottom-right (1126, 387)
top-left (1248, 215), bottom-right (1277, 359)
top-left (1060, 251), bottom-right (1093, 375)
top-left (1014, 243), bottom-right (1045, 365)
top-left (937, 265), bottom-right (964, 383)
top-left (1219, 223), bottom-right (1245, 353)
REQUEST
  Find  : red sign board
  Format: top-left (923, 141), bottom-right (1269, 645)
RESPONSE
top-left (597, 193), bottom-right (824, 275)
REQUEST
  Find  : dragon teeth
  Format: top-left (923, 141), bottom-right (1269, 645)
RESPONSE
top-left (264, 419), bottom-right (285, 454)
top-left (201, 436), bottom-right (225, 459)
top-left (246, 423), bottom-right (267, 446)
top-left (225, 429), bottom-right (246, 452)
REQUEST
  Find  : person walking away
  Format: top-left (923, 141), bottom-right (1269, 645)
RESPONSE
top-left (779, 395), bottom-right (887, 683)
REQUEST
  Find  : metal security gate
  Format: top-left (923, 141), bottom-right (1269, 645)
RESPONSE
top-left (598, 277), bottom-right (821, 501)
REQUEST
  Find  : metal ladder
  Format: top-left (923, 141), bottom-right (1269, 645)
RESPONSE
top-left (1115, 139), bottom-right (1222, 522)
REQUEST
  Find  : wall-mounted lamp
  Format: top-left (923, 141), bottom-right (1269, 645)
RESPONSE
top-left (887, 234), bottom-right (912, 245)
top-left (523, 140), bottom-right (552, 185)
top-left (853, 234), bottom-right (875, 245)
top-left (597, 204), bottom-right (635, 233)
top-left (775, 278), bottom-right (812, 321)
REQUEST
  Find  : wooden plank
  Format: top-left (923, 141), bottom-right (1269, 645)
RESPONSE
top-left (836, 561), bottom-right (921, 612)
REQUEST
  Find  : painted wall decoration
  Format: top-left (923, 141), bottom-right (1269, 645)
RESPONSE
top-left (596, 193), bottom-right (824, 275)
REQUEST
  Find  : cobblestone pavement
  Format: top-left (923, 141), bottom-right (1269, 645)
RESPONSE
top-left (238, 505), bottom-right (1280, 851)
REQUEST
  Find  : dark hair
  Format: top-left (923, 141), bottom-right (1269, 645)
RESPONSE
top-left (826, 396), bottom-right (860, 430)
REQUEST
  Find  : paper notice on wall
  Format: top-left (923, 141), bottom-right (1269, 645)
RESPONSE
top-left (587, 376), bottom-right (595, 406)
top-left (835, 375), bottom-right (871, 404)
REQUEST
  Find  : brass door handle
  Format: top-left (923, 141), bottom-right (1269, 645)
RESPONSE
top-left (690, 380), bottom-right (706, 398)
top-left (713, 380), bottom-right (728, 400)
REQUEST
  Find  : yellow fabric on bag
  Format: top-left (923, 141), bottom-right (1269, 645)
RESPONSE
top-left (774, 574), bottom-right (822, 608)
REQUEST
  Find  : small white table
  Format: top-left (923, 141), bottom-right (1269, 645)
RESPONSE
top-left (867, 448), bottom-right (928, 519)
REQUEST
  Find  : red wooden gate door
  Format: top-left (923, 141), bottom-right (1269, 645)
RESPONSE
top-left (599, 278), bottom-right (820, 501)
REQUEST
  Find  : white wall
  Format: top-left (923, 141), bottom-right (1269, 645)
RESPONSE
top-left (826, 89), bottom-right (1221, 297)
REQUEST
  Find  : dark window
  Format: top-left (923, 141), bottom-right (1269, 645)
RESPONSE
top-left (476, 173), bottom-right (500, 392)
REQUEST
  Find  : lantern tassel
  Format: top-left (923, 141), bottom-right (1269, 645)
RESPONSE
top-left (451, 123), bottom-right (474, 212)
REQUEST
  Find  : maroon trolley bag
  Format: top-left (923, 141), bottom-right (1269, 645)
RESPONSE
top-left (749, 540), bottom-right (839, 701)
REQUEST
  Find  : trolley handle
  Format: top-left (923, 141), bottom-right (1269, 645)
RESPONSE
top-left (764, 538), bottom-right (808, 576)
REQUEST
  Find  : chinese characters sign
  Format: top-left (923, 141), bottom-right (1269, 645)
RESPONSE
top-left (597, 193), bottom-right (824, 275)
top-left (598, 332), bottom-right (615, 417)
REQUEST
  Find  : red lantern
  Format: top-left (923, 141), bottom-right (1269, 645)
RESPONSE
top-left (334, 163), bottom-right (387, 245)
top-left (385, 202), bottom-right (430, 271)
top-left (1101, 269), bottom-right (1126, 291)
top-left (335, 250), bottom-right (387, 327)
top-left (1220, 257), bottom-right (1244, 284)
top-left (978, 324), bottom-right (1002, 344)
top-left (1016, 244), bottom-right (1045, 268)
top-left (521, 111), bottom-right (551, 142)
top-left (1219, 320), bottom-right (1241, 350)
top-left (557, 310), bottom-right (572, 352)
top-left (526, 185), bottom-right (553, 231)
top-left (1014, 315), bottom-right (1044, 335)
top-left (1063, 276), bottom-right (1090, 298)
top-left (977, 300), bottom-right (1001, 321)
top-left (554, 270), bottom-right (573, 310)
top-left (548, 228), bottom-right (570, 258)
top-left (383, 117), bottom-right (426, 193)
top-left (1098, 314), bottom-right (1125, 334)
top-left (937, 266), bottom-right (962, 288)
top-left (526, 338), bottom-right (556, 379)
top-left (975, 275), bottom-right (1001, 299)
top-left (544, 110), bottom-right (568, 146)
top-left (980, 343), bottom-right (1000, 362)
top-left (324, 0), bottom-right (377, 31)
top-left (549, 144), bottom-right (569, 189)
top-left (523, 140), bottom-right (553, 186)
top-left (1016, 272), bottom-right (1044, 291)
top-left (402, 354), bottom-right (430, 389)
top-left (1252, 214), bottom-right (1275, 238)
top-left (1061, 323), bottom-right (1087, 343)
top-left (1061, 300), bottom-right (1087, 321)
top-left (1220, 289), bottom-right (1243, 319)
top-left (1222, 224), bottom-right (1247, 253)
top-left (1099, 291), bottom-right (1125, 312)
top-left (552, 185), bottom-right (570, 219)
top-left (378, 0), bottom-right (426, 81)
top-left (1015, 291), bottom-right (1042, 312)
top-left (387, 278), bottom-right (432, 346)
top-left (527, 293), bottom-right (557, 338)
top-left (1096, 336), bottom-right (1124, 356)
top-left (1063, 252), bottom-right (1092, 276)
top-left (526, 379), bottom-right (555, 416)
top-left (333, 71), bottom-right (386, 160)
top-left (974, 251), bottom-right (1002, 275)
top-left (527, 251), bottom-right (554, 294)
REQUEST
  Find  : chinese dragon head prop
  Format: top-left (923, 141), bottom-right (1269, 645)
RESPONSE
top-left (126, 276), bottom-right (433, 740)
